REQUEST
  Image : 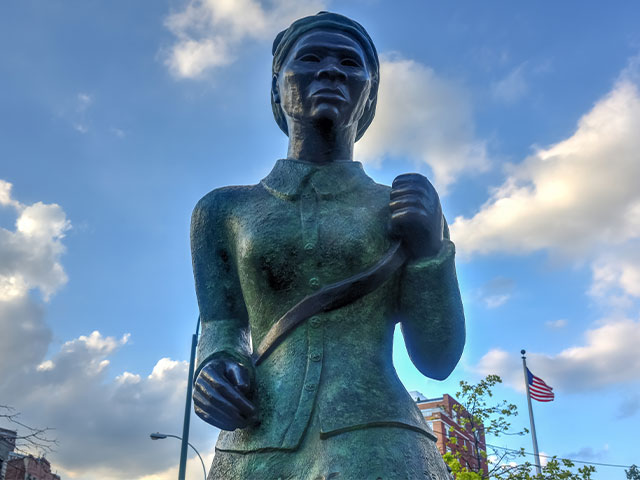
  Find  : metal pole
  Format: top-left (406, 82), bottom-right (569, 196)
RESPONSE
top-left (521, 349), bottom-right (542, 476)
top-left (179, 317), bottom-right (200, 480)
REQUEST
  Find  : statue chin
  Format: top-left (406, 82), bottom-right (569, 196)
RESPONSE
top-left (311, 101), bottom-right (345, 125)
top-left (311, 115), bottom-right (336, 134)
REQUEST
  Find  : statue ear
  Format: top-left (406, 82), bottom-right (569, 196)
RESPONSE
top-left (272, 74), bottom-right (280, 104)
top-left (368, 80), bottom-right (378, 105)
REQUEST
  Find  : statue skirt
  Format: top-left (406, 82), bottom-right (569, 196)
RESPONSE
top-left (207, 410), bottom-right (451, 480)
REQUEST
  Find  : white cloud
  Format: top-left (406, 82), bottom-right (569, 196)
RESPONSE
top-left (72, 93), bottom-right (93, 133)
top-left (0, 181), bottom-right (217, 479)
top-left (451, 61), bottom-right (640, 257)
top-left (0, 296), bottom-right (52, 383)
top-left (355, 56), bottom-right (489, 192)
top-left (137, 448), bottom-right (215, 480)
top-left (1, 329), bottom-right (218, 480)
top-left (77, 93), bottom-right (93, 111)
top-left (484, 294), bottom-right (510, 308)
top-left (0, 180), bottom-right (20, 208)
top-left (477, 317), bottom-right (640, 392)
top-left (474, 276), bottom-right (515, 309)
top-left (545, 318), bottom-right (568, 329)
top-left (590, 245), bottom-right (640, 302)
top-left (0, 181), bottom-right (64, 384)
top-left (0, 180), bottom-right (70, 301)
top-left (492, 63), bottom-right (528, 103)
top-left (539, 451), bottom-right (549, 467)
top-left (164, 0), bottom-right (326, 78)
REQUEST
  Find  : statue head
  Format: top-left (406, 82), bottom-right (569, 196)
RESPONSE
top-left (271, 12), bottom-right (379, 142)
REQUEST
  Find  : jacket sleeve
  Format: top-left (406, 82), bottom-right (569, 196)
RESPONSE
top-left (397, 221), bottom-right (466, 380)
top-left (190, 191), bottom-right (252, 380)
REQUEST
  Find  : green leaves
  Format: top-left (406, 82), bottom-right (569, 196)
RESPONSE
top-left (442, 376), bottom-right (596, 480)
top-left (627, 465), bottom-right (640, 480)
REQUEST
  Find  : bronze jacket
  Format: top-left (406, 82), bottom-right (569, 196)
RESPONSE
top-left (191, 159), bottom-right (465, 452)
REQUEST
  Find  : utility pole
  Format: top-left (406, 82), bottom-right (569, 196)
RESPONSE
top-left (178, 317), bottom-right (200, 480)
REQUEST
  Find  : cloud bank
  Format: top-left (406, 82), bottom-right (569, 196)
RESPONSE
top-left (0, 180), bottom-right (70, 301)
top-left (451, 62), bottom-right (640, 258)
top-left (0, 181), bottom-right (216, 480)
top-left (164, 0), bottom-right (326, 78)
top-left (356, 56), bottom-right (489, 192)
top-left (477, 317), bottom-right (640, 392)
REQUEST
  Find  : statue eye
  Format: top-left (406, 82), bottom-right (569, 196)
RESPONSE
top-left (299, 53), bottom-right (320, 62)
top-left (341, 58), bottom-right (361, 67)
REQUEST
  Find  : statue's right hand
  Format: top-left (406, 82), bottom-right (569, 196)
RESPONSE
top-left (193, 355), bottom-right (258, 431)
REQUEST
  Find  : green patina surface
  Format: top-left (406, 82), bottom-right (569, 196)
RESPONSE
top-left (191, 158), bottom-right (465, 478)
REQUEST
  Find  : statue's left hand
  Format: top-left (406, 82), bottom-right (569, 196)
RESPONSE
top-left (390, 173), bottom-right (443, 260)
top-left (193, 355), bottom-right (257, 431)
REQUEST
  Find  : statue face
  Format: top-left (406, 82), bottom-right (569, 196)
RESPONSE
top-left (275, 30), bottom-right (373, 132)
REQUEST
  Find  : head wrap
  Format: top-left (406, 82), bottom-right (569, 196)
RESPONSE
top-left (271, 12), bottom-right (379, 142)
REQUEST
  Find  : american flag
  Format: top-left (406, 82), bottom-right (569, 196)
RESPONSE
top-left (527, 368), bottom-right (554, 402)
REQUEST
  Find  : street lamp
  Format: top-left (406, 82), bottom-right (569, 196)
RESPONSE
top-left (151, 317), bottom-right (201, 479)
top-left (176, 316), bottom-right (201, 479)
top-left (150, 432), bottom-right (207, 480)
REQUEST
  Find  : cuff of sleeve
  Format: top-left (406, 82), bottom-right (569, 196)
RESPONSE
top-left (194, 319), bottom-right (252, 381)
top-left (404, 239), bottom-right (455, 274)
top-left (398, 238), bottom-right (460, 318)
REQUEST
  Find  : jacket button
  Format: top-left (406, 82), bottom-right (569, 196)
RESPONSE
top-left (309, 277), bottom-right (320, 289)
top-left (304, 383), bottom-right (317, 392)
top-left (304, 242), bottom-right (314, 252)
top-left (310, 353), bottom-right (322, 362)
top-left (309, 316), bottom-right (321, 328)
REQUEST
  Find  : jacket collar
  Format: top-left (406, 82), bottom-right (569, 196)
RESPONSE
top-left (260, 158), bottom-right (373, 200)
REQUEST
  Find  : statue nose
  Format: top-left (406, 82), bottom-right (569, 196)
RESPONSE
top-left (316, 63), bottom-right (347, 82)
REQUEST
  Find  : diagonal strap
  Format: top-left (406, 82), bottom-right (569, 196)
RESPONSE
top-left (253, 241), bottom-right (408, 365)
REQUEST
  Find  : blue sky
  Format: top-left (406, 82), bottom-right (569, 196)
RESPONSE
top-left (1, 1), bottom-right (639, 478)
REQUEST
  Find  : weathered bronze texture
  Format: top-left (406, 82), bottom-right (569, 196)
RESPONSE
top-left (190, 11), bottom-right (465, 478)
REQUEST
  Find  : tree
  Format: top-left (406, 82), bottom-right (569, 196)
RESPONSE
top-left (498, 458), bottom-right (595, 480)
top-left (444, 452), bottom-right (483, 480)
top-left (626, 465), bottom-right (640, 480)
top-left (442, 375), bottom-right (595, 480)
top-left (0, 404), bottom-right (57, 455)
top-left (444, 374), bottom-right (528, 479)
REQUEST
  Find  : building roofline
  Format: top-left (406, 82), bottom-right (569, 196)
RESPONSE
top-left (0, 427), bottom-right (18, 437)
top-left (414, 396), bottom-right (444, 403)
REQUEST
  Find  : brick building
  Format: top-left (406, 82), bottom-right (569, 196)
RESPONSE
top-left (0, 428), bottom-right (60, 480)
top-left (0, 428), bottom-right (17, 480)
top-left (4, 454), bottom-right (61, 480)
top-left (411, 391), bottom-right (489, 476)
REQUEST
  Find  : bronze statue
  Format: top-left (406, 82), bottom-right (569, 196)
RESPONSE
top-left (190, 12), bottom-right (465, 479)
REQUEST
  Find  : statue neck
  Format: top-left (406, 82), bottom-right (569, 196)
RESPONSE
top-left (286, 119), bottom-right (357, 164)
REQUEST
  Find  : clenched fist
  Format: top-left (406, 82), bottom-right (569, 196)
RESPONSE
top-left (390, 173), bottom-right (444, 260)
top-left (193, 354), bottom-right (257, 431)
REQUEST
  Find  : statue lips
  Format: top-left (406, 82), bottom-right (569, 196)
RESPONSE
top-left (311, 87), bottom-right (347, 102)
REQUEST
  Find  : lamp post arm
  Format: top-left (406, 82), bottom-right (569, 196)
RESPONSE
top-left (187, 441), bottom-right (207, 480)
top-left (154, 434), bottom-right (207, 480)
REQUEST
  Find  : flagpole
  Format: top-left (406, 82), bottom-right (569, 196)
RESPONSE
top-left (521, 349), bottom-right (542, 476)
